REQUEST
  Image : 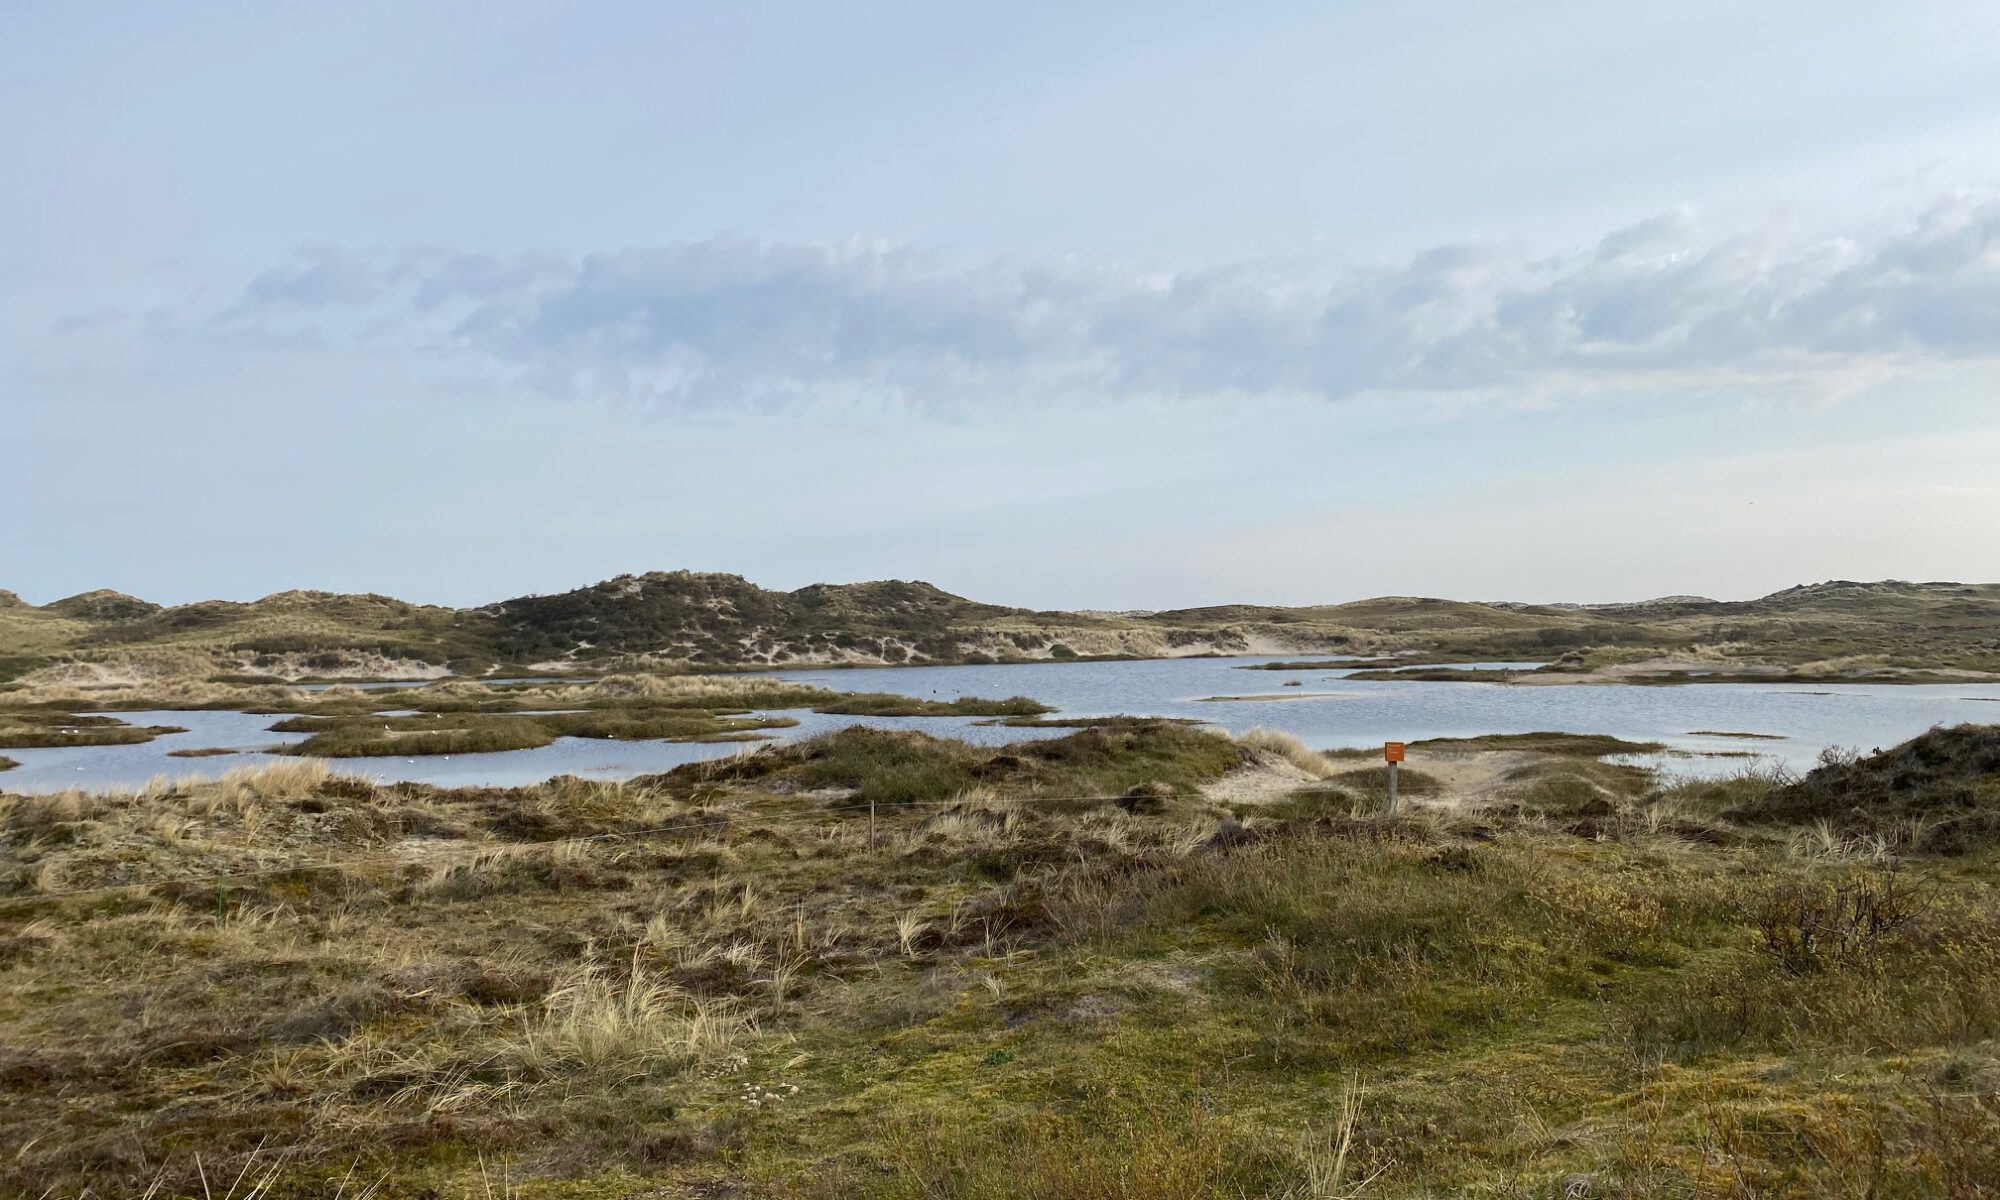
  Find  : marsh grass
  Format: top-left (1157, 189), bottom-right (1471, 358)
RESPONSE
top-left (810, 693), bottom-right (1051, 717)
top-left (977, 714), bottom-right (1203, 729)
top-left (280, 715), bottom-right (557, 757)
top-left (272, 705), bottom-right (798, 757)
top-left (0, 709), bottom-right (187, 748)
top-left (1411, 731), bottom-right (1666, 756)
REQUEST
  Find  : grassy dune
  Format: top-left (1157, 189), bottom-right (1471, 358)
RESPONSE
top-left (3, 725), bottom-right (1999, 1197)
top-left (6, 575), bottom-right (2000, 685)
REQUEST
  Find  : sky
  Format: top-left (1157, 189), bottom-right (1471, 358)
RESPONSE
top-left (8, 0), bottom-right (2000, 610)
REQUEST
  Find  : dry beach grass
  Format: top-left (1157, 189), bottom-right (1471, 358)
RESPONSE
top-left (2, 721), bottom-right (1999, 1196)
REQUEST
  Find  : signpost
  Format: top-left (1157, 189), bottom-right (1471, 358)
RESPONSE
top-left (1384, 741), bottom-right (1406, 814)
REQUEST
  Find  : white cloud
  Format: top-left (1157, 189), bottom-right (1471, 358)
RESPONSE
top-left (149, 194), bottom-right (2000, 410)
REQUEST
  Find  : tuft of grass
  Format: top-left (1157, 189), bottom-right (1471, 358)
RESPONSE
top-left (1237, 727), bottom-right (1343, 778)
top-left (515, 960), bottom-right (751, 1073)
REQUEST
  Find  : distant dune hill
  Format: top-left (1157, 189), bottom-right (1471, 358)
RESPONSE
top-left (41, 590), bottom-right (162, 621)
top-left (478, 571), bottom-right (1024, 665)
top-left (1, 575), bottom-right (1997, 683)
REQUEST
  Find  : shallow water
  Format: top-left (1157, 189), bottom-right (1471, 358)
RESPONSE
top-left (5, 656), bottom-right (1999, 793)
top-left (0, 707), bottom-right (1071, 794)
top-left (767, 656), bottom-right (2000, 777)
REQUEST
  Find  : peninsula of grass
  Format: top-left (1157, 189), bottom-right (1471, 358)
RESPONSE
top-left (807, 692), bottom-right (1052, 717)
top-left (271, 706), bottom-right (806, 758)
top-left (164, 747), bottom-right (241, 758)
top-left (0, 755), bottom-right (14, 772)
top-left (538, 709), bottom-right (798, 742)
top-left (1341, 666), bottom-right (1536, 682)
top-left (0, 711), bottom-right (187, 748)
top-left (1236, 657), bottom-right (1398, 671)
top-left (1410, 731), bottom-right (1667, 756)
top-left (974, 713), bottom-right (1204, 729)
top-left (1688, 729), bottom-right (1785, 739)
top-left (275, 714), bottom-right (558, 757)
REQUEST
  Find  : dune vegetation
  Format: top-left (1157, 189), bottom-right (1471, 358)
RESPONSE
top-left (3, 722), bottom-right (1998, 1197)
top-left (5, 574), bottom-right (2000, 688)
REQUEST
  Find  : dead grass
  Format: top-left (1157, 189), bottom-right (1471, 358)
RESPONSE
top-left (1236, 727), bottom-right (1344, 779)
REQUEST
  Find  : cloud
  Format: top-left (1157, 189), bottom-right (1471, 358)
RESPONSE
top-left (164, 195), bottom-right (2000, 409)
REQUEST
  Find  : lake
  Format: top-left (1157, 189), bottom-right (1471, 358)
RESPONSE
top-left (5, 655), bottom-right (1998, 794)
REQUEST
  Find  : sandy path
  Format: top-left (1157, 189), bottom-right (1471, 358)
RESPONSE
top-left (1204, 749), bottom-right (1536, 811)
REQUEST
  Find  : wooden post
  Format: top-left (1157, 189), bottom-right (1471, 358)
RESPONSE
top-left (1383, 742), bottom-right (1406, 816)
top-left (869, 797), bottom-right (877, 847)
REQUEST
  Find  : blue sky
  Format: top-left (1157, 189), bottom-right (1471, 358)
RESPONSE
top-left (8, 1), bottom-right (2000, 608)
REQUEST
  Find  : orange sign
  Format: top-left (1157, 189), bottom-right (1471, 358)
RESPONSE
top-left (1384, 742), bottom-right (1406, 763)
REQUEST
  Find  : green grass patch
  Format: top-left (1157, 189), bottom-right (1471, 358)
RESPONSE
top-left (1340, 667), bottom-right (1536, 682)
top-left (1411, 731), bottom-right (1666, 756)
top-left (540, 709), bottom-right (796, 742)
top-left (0, 711), bottom-right (186, 748)
top-left (274, 706), bottom-right (800, 757)
top-left (276, 713), bottom-right (556, 757)
top-left (678, 723), bottom-right (1247, 807)
top-left (810, 693), bottom-right (1052, 717)
top-left (974, 714), bottom-right (1202, 729)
